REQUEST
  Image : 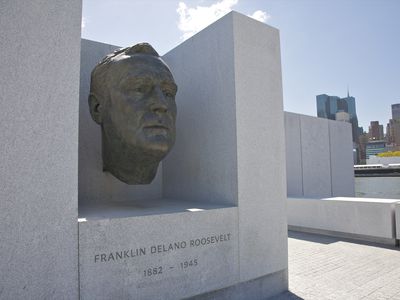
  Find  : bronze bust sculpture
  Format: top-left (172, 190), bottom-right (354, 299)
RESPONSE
top-left (88, 43), bottom-right (177, 184)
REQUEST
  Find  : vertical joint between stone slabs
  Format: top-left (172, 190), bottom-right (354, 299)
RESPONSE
top-left (299, 116), bottom-right (304, 197)
top-left (328, 121), bottom-right (333, 197)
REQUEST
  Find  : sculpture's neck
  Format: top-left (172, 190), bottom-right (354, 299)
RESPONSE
top-left (101, 131), bottom-right (160, 185)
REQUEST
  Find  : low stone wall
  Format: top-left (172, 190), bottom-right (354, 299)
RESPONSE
top-left (288, 197), bottom-right (399, 245)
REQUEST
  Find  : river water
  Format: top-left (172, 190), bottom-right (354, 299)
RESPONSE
top-left (355, 177), bottom-right (400, 199)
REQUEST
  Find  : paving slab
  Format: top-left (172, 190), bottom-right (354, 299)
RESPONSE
top-left (272, 231), bottom-right (400, 300)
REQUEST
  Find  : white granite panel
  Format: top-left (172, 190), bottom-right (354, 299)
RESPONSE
top-left (162, 14), bottom-right (237, 206)
top-left (284, 112), bottom-right (303, 197)
top-left (0, 1), bottom-right (81, 298)
top-left (329, 120), bottom-right (355, 196)
top-left (232, 12), bottom-right (288, 281)
top-left (300, 115), bottom-right (332, 197)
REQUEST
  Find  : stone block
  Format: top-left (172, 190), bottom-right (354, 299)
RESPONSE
top-left (284, 112), bottom-right (303, 197)
top-left (79, 205), bottom-right (238, 300)
top-left (0, 1), bottom-right (81, 298)
top-left (288, 197), bottom-right (398, 242)
top-left (329, 120), bottom-right (355, 197)
top-left (232, 12), bottom-right (287, 281)
top-left (300, 115), bottom-right (332, 197)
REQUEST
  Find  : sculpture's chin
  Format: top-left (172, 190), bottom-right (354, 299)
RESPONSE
top-left (144, 144), bottom-right (171, 156)
top-left (106, 163), bottom-right (159, 185)
top-left (135, 136), bottom-right (175, 158)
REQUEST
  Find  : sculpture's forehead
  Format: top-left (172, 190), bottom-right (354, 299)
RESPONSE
top-left (109, 55), bottom-right (174, 81)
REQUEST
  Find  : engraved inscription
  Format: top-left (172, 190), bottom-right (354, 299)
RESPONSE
top-left (143, 266), bottom-right (163, 277)
top-left (94, 248), bottom-right (146, 263)
top-left (141, 258), bottom-right (199, 278)
top-left (93, 233), bottom-right (232, 264)
top-left (180, 259), bottom-right (198, 269)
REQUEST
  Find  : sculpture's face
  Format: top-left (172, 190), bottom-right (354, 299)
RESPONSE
top-left (103, 55), bottom-right (177, 156)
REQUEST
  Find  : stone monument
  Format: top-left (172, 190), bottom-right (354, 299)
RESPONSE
top-left (1, 2), bottom-right (288, 298)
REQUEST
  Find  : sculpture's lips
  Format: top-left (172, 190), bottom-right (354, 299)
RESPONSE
top-left (144, 124), bottom-right (169, 130)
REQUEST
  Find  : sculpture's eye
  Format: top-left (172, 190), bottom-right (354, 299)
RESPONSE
top-left (163, 90), bottom-right (174, 98)
top-left (133, 86), bottom-right (146, 93)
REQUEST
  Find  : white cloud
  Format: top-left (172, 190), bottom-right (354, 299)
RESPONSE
top-left (177, 1), bottom-right (269, 40)
top-left (247, 10), bottom-right (269, 23)
top-left (177, 0), bottom-right (238, 40)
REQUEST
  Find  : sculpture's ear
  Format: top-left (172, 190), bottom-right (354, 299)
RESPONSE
top-left (88, 93), bottom-right (103, 124)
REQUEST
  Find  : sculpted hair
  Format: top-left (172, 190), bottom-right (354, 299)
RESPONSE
top-left (89, 43), bottom-right (161, 106)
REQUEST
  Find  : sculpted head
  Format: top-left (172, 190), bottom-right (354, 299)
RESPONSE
top-left (88, 43), bottom-right (177, 184)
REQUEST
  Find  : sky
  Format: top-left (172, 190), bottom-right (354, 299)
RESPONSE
top-left (82, 0), bottom-right (400, 131)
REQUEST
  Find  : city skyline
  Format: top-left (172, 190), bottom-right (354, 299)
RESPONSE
top-left (316, 93), bottom-right (359, 141)
top-left (82, 0), bottom-right (400, 130)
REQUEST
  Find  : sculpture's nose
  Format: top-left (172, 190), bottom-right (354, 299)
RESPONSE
top-left (150, 86), bottom-right (168, 113)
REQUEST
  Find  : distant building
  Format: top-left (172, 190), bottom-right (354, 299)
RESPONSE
top-left (358, 126), bottom-right (364, 136)
top-left (392, 103), bottom-right (400, 120)
top-left (336, 111), bottom-right (350, 122)
top-left (316, 92), bottom-right (359, 143)
top-left (368, 121), bottom-right (384, 140)
top-left (384, 104), bottom-right (400, 151)
top-left (358, 132), bottom-right (369, 162)
top-left (387, 119), bottom-right (400, 148)
top-left (365, 140), bottom-right (386, 159)
top-left (387, 119), bottom-right (396, 144)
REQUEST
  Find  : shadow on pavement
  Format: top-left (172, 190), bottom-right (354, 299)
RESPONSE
top-left (288, 230), bottom-right (400, 250)
top-left (269, 290), bottom-right (304, 299)
top-left (288, 230), bottom-right (338, 244)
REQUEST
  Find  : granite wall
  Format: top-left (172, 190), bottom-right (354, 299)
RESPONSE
top-left (285, 112), bottom-right (355, 198)
top-left (0, 1), bottom-right (81, 298)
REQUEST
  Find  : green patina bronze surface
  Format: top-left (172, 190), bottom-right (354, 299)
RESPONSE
top-left (88, 43), bottom-right (177, 184)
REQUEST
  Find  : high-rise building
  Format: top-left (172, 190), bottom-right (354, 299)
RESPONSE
top-left (386, 121), bottom-right (393, 144)
top-left (385, 103), bottom-right (400, 150)
top-left (392, 103), bottom-right (400, 120)
top-left (358, 132), bottom-right (369, 162)
top-left (394, 122), bottom-right (400, 147)
top-left (316, 92), bottom-right (359, 143)
top-left (368, 121), bottom-right (384, 140)
top-left (387, 119), bottom-right (400, 147)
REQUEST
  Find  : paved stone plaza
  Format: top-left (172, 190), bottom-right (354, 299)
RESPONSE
top-left (274, 231), bottom-right (400, 300)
